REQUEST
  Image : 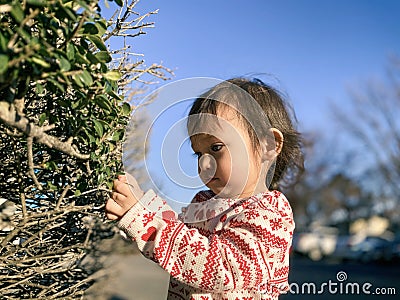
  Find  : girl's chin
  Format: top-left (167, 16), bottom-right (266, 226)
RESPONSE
top-left (210, 187), bottom-right (256, 199)
top-left (208, 187), bottom-right (236, 199)
top-left (204, 178), bottom-right (219, 188)
top-left (205, 181), bottom-right (248, 198)
top-left (206, 183), bottom-right (223, 195)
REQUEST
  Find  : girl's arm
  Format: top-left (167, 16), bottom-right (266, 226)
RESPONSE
top-left (105, 176), bottom-right (293, 296)
top-left (105, 174), bottom-right (177, 222)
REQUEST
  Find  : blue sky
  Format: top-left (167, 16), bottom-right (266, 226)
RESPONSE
top-left (116, 0), bottom-right (400, 207)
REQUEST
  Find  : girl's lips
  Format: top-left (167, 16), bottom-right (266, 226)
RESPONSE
top-left (202, 176), bottom-right (216, 182)
top-left (207, 177), bottom-right (218, 183)
top-left (201, 174), bottom-right (218, 184)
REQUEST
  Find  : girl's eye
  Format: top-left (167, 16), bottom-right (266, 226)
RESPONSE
top-left (193, 152), bottom-right (202, 158)
top-left (210, 144), bottom-right (223, 152)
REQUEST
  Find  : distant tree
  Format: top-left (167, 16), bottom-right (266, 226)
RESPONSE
top-left (283, 134), bottom-right (318, 230)
top-left (332, 57), bottom-right (400, 225)
top-left (288, 164), bottom-right (367, 234)
top-left (286, 133), bottom-right (367, 232)
top-left (0, 0), bottom-right (171, 298)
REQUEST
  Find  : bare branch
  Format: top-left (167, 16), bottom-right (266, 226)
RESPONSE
top-left (27, 136), bottom-right (42, 190)
top-left (56, 185), bottom-right (70, 210)
top-left (64, 187), bottom-right (112, 201)
top-left (0, 101), bottom-right (89, 159)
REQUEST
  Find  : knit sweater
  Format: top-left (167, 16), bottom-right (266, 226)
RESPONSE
top-left (118, 189), bottom-right (294, 300)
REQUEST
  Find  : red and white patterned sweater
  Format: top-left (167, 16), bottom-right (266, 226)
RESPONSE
top-left (118, 189), bottom-right (294, 300)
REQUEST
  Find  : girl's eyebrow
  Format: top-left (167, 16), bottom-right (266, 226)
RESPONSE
top-left (204, 135), bottom-right (221, 142)
top-left (190, 134), bottom-right (222, 150)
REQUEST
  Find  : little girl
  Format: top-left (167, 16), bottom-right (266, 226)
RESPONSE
top-left (105, 77), bottom-right (303, 300)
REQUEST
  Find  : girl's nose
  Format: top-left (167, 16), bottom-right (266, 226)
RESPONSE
top-left (198, 154), bottom-right (216, 174)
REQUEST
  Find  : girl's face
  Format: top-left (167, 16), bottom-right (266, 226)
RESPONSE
top-left (190, 107), bottom-right (268, 199)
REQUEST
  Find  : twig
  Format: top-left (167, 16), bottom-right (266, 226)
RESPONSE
top-left (27, 136), bottom-right (43, 190)
top-left (20, 192), bottom-right (27, 221)
top-left (56, 185), bottom-right (70, 210)
top-left (7, 8), bottom-right (40, 49)
top-left (64, 187), bottom-right (111, 200)
top-left (0, 101), bottom-right (89, 159)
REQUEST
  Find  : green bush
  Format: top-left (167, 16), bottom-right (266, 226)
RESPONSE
top-left (0, 0), bottom-right (170, 298)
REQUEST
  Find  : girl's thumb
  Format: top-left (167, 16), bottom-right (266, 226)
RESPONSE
top-left (118, 174), bottom-right (127, 182)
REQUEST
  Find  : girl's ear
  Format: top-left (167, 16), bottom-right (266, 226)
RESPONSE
top-left (271, 128), bottom-right (284, 154)
top-left (260, 128), bottom-right (284, 161)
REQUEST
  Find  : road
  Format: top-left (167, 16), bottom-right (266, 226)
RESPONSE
top-left (87, 251), bottom-right (399, 300)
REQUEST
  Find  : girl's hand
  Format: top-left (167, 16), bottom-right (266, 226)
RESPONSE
top-left (105, 174), bottom-right (144, 220)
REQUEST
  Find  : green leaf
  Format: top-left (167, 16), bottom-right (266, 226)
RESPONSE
top-left (58, 71), bottom-right (71, 85)
top-left (26, 0), bottom-right (46, 7)
top-left (95, 20), bottom-right (107, 36)
top-left (83, 128), bottom-right (96, 144)
top-left (75, 52), bottom-right (89, 64)
top-left (104, 70), bottom-right (121, 81)
top-left (15, 27), bottom-right (31, 42)
top-left (71, 99), bottom-right (81, 109)
top-left (74, 189), bottom-right (82, 196)
top-left (0, 55), bottom-right (9, 74)
top-left (58, 5), bottom-right (77, 22)
top-left (59, 56), bottom-right (71, 71)
top-left (10, 1), bottom-right (24, 23)
top-left (75, 0), bottom-right (91, 11)
top-left (45, 161), bottom-right (58, 171)
top-left (106, 181), bottom-right (113, 189)
top-left (80, 39), bottom-right (89, 50)
top-left (87, 132), bottom-right (96, 144)
top-left (86, 52), bottom-right (100, 64)
top-left (90, 152), bottom-right (98, 160)
top-left (114, 0), bottom-right (123, 6)
top-left (94, 51), bottom-right (111, 63)
top-left (0, 32), bottom-right (7, 52)
top-left (48, 78), bottom-right (65, 92)
top-left (93, 119), bottom-right (104, 137)
top-left (100, 61), bottom-right (108, 73)
top-left (107, 89), bottom-right (121, 100)
top-left (88, 35), bottom-right (107, 51)
top-left (82, 23), bottom-right (99, 35)
top-left (121, 102), bottom-right (131, 115)
top-left (72, 74), bottom-right (84, 87)
top-left (66, 43), bottom-right (75, 60)
top-left (97, 173), bottom-right (105, 184)
top-left (77, 181), bottom-right (87, 192)
top-left (38, 112), bottom-right (47, 126)
top-left (47, 181), bottom-right (58, 191)
top-left (95, 95), bottom-right (112, 112)
top-left (31, 57), bottom-right (51, 68)
top-left (80, 69), bottom-right (93, 86)
top-left (111, 129), bottom-right (124, 141)
top-left (36, 83), bottom-right (44, 95)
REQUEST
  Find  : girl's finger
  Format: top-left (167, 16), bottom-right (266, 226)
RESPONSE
top-left (113, 180), bottom-right (132, 200)
top-left (118, 174), bottom-right (127, 183)
top-left (125, 173), bottom-right (144, 199)
top-left (105, 212), bottom-right (120, 221)
top-left (111, 191), bottom-right (128, 206)
top-left (105, 197), bottom-right (125, 217)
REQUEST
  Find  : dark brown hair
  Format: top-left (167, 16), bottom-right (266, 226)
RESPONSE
top-left (188, 77), bottom-right (304, 190)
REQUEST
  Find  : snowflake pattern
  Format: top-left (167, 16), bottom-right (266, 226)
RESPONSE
top-left (142, 212), bottom-right (156, 227)
top-left (119, 189), bottom-right (293, 300)
top-left (190, 241), bottom-right (206, 257)
top-left (182, 268), bottom-right (197, 283)
top-left (244, 209), bottom-right (260, 219)
top-left (269, 218), bottom-right (282, 231)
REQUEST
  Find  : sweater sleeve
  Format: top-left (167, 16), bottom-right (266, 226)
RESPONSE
top-left (118, 189), bottom-right (294, 296)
